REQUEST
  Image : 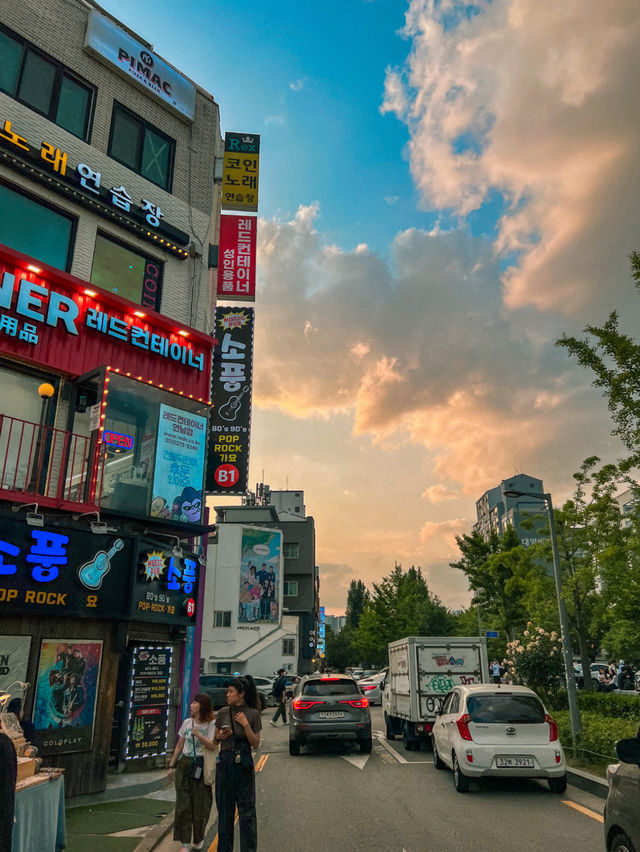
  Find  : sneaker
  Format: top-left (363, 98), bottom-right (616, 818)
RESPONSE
top-left (270, 721), bottom-right (277, 727)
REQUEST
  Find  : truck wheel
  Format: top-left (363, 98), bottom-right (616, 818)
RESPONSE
top-left (452, 753), bottom-right (470, 792)
top-left (384, 713), bottom-right (396, 740)
top-left (432, 737), bottom-right (445, 769)
top-left (402, 724), bottom-right (416, 751)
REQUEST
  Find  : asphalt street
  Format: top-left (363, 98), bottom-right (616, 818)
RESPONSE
top-left (157, 706), bottom-right (605, 852)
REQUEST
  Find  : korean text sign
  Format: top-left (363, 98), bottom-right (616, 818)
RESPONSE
top-left (124, 645), bottom-right (173, 760)
top-left (221, 132), bottom-right (260, 212)
top-left (33, 639), bottom-right (103, 755)
top-left (217, 215), bottom-right (257, 301)
top-left (207, 308), bottom-right (254, 494)
top-left (129, 539), bottom-right (198, 625)
top-left (151, 404), bottom-right (207, 524)
top-left (0, 518), bottom-right (133, 619)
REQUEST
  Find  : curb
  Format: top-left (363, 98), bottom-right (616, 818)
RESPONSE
top-left (133, 811), bottom-right (175, 852)
top-left (567, 766), bottom-right (609, 799)
top-left (66, 775), bottom-right (173, 808)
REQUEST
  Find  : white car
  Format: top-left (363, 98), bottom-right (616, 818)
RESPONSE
top-left (358, 669), bottom-right (388, 705)
top-left (431, 683), bottom-right (566, 793)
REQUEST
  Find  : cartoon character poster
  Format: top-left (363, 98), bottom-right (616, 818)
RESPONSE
top-left (150, 404), bottom-right (206, 524)
top-left (238, 528), bottom-right (282, 625)
top-left (32, 639), bottom-right (103, 755)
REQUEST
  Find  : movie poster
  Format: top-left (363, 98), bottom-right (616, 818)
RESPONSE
top-left (32, 639), bottom-right (103, 755)
top-left (238, 527), bottom-right (282, 625)
top-left (0, 635), bottom-right (31, 700)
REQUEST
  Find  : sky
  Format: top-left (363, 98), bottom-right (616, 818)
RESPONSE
top-left (101, 0), bottom-right (640, 614)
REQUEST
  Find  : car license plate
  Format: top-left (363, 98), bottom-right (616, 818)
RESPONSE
top-left (318, 712), bottom-right (345, 719)
top-left (495, 756), bottom-right (534, 768)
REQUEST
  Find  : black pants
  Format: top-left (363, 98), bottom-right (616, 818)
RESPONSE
top-left (215, 753), bottom-right (257, 852)
top-left (272, 699), bottom-right (287, 723)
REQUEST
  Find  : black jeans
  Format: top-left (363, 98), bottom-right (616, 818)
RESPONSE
top-left (272, 698), bottom-right (287, 723)
top-left (215, 752), bottom-right (257, 852)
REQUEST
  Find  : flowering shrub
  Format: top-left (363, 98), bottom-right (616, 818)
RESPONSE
top-left (503, 624), bottom-right (564, 704)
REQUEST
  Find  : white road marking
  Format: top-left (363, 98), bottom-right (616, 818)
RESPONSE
top-left (373, 732), bottom-right (433, 765)
top-left (341, 753), bottom-right (371, 770)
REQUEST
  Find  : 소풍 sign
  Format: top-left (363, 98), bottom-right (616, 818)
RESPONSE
top-left (129, 538), bottom-right (199, 625)
top-left (207, 307), bottom-right (254, 495)
top-left (217, 215), bottom-right (257, 301)
top-left (124, 645), bottom-right (173, 760)
top-left (85, 11), bottom-right (196, 120)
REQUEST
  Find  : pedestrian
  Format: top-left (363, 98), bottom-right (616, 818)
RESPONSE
top-left (213, 675), bottom-right (262, 852)
top-left (270, 668), bottom-right (287, 726)
top-left (167, 693), bottom-right (217, 852)
top-left (490, 659), bottom-right (501, 684)
top-left (0, 722), bottom-right (17, 852)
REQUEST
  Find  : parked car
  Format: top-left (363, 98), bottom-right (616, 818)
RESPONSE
top-left (199, 674), bottom-right (266, 711)
top-left (431, 684), bottom-right (566, 793)
top-left (604, 733), bottom-right (640, 851)
top-left (575, 663), bottom-right (611, 690)
top-left (288, 674), bottom-right (371, 755)
top-left (251, 676), bottom-right (277, 707)
top-left (358, 669), bottom-right (388, 706)
top-left (347, 668), bottom-right (365, 680)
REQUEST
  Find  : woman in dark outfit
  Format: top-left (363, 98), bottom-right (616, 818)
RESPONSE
top-left (167, 693), bottom-right (216, 852)
top-left (0, 725), bottom-right (17, 852)
top-left (214, 675), bottom-right (262, 852)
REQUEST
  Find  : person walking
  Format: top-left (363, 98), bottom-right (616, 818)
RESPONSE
top-left (167, 693), bottom-right (217, 852)
top-left (270, 668), bottom-right (287, 726)
top-left (213, 675), bottom-right (262, 852)
top-left (0, 724), bottom-right (17, 852)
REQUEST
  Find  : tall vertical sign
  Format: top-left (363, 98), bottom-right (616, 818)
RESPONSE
top-left (217, 215), bottom-right (257, 301)
top-left (206, 308), bottom-right (254, 495)
top-left (221, 133), bottom-right (260, 212)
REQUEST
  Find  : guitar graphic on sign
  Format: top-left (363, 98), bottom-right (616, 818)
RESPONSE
top-left (78, 539), bottom-right (124, 590)
top-left (219, 386), bottom-right (250, 422)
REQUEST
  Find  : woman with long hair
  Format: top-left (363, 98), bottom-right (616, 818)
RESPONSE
top-left (213, 675), bottom-right (262, 851)
top-left (167, 693), bottom-right (216, 852)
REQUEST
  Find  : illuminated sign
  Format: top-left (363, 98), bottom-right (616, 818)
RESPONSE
top-left (124, 645), bottom-right (173, 760)
top-left (85, 11), bottom-right (196, 120)
top-left (217, 215), bottom-right (257, 301)
top-left (222, 133), bottom-right (260, 212)
top-left (130, 539), bottom-right (199, 625)
top-left (0, 117), bottom-right (189, 257)
top-left (103, 429), bottom-right (134, 450)
top-left (207, 308), bottom-right (254, 495)
top-left (151, 404), bottom-right (206, 524)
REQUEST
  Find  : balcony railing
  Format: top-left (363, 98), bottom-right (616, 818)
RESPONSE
top-left (0, 414), bottom-right (105, 511)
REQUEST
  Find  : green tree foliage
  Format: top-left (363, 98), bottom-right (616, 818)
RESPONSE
top-left (324, 624), bottom-right (358, 670)
top-left (352, 564), bottom-right (454, 667)
top-left (345, 579), bottom-right (369, 629)
top-left (556, 251), bottom-right (640, 471)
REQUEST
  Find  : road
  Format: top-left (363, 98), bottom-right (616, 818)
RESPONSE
top-left (157, 706), bottom-right (605, 852)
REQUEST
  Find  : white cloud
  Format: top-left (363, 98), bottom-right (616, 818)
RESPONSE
top-left (289, 78), bottom-right (306, 92)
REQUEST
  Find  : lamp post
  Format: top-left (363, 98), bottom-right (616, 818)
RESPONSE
top-left (503, 489), bottom-right (581, 751)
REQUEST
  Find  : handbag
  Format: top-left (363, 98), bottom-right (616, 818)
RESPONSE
top-left (203, 721), bottom-right (217, 785)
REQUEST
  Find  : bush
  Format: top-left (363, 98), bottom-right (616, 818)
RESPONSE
top-left (578, 691), bottom-right (640, 720)
top-left (555, 710), bottom-right (639, 763)
top-left (503, 625), bottom-right (564, 705)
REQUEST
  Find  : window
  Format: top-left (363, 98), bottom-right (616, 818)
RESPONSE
top-left (214, 611), bottom-right (231, 628)
top-left (283, 543), bottom-right (299, 559)
top-left (0, 181), bottom-right (75, 270)
top-left (0, 25), bottom-right (94, 140)
top-left (466, 693), bottom-right (545, 724)
top-left (91, 233), bottom-right (163, 309)
top-left (283, 581), bottom-right (298, 597)
top-left (303, 679), bottom-right (357, 697)
top-left (282, 638), bottom-right (295, 656)
top-left (109, 103), bottom-right (175, 190)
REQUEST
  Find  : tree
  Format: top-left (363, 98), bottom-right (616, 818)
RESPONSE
top-left (325, 624), bottom-right (358, 670)
top-left (345, 579), bottom-right (369, 629)
top-left (352, 564), bottom-right (453, 666)
top-left (503, 625), bottom-right (564, 707)
top-left (556, 251), bottom-right (640, 471)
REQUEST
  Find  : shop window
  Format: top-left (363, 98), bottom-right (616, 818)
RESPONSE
top-left (282, 638), bottom-right (295, 656)
top-left (0, 25), bottom-right (94, 140)
top-left (214, 611), bottom-right (231, 627)
top-left (98, 374), bottom-right (207, 523)
top-left (109, 103), bottom-right (174, 191)
top-left (91, 233), bottom-right (163, 310)
top-left (283, 543), bottom-right (299, 559)
top-left (0, 181), bottom-right (75, 271)
top-left (283, 581), bottom-right (298, 597)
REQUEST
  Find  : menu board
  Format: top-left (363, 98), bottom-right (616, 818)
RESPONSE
top-left (123, 645), bottom-right (173, 760)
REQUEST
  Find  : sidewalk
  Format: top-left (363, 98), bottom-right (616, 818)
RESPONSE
top-left (65, 769), bottom-right (176, 852)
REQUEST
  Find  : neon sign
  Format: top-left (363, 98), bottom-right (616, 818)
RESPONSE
top-left (102, 429), bottom-right (134, 450)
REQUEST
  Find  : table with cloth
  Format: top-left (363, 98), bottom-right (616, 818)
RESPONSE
top-left (12, 773), bottom-right (66, 852)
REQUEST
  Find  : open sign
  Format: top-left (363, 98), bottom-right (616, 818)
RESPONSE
top-left (103, 429), bottom-right (134, 450)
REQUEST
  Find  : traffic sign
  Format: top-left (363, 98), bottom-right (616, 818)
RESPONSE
top-left (485, 630), bottom-right (499, 638)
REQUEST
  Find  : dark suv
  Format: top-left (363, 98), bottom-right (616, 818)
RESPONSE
top-left (199, 675), bottom-right (265, 711)
top-left (288, 674), bottom-right (372, 755)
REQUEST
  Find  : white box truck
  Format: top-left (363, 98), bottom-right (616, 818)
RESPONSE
top-left (382, 636), bottom-right (489, 750)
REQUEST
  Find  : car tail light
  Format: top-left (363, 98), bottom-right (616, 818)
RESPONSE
top-left (466, 749), bottom-right (473, 763)
top-left (292, 699), bottom-right (325, 710)
top-left (555, 749), bottom-right (562, 764)
top-left (456, 713), bottom-right (473, 741)
top-left (545, 714), bottom-right (558, 742)
top-left (339, 698), bottom-right (369, 708)
top-left (321, 677), bottom-right (341, 681)
top-left (360, 685), bottom-right (376, 692)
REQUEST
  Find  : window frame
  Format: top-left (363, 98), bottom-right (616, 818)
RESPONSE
top-left (283, 580), bottom-right (298, 597)
top-left (283, 542), bottom-right (299, 559)
top-left (91, 230), bottom-right (164, 310)
top-left (214, 610), bottom-right (232, 628)
top-left (0, 177), bottom-right (77, 272)
top-left (108, 101), bottom-right (175, 191)
top-left (0, 23), bottom-right (96, 142)
top-left (282, 638), bottom-right (295, 656)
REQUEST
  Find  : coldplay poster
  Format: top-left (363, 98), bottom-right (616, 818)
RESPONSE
top-left (32, 639), bottom-right (103, 755)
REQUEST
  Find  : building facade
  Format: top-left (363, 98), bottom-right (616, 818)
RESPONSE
top-left (473, 474), bottom-right (546, 547)
top-left (0, 0), bottom-right (222, 796)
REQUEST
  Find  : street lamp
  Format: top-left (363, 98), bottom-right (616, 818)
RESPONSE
top-left (503, 489), bottom-right (581, 750)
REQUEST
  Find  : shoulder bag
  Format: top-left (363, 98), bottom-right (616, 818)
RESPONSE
top-left (203, 720), bottom-right (217, 785)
